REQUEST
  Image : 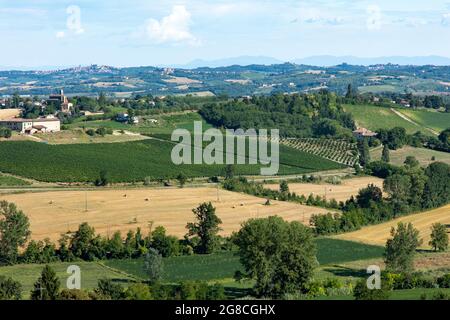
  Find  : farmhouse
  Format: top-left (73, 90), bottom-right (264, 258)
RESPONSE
top-left (0, 117), bottom-right (61, 134)
top-left (353, 127), bottom-right (377, 139)
top-left (116, 113), bottom-right (139, 124)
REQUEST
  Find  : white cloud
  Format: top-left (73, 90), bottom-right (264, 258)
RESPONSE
top-left (55, 31), bottom-right (65, 39)
top-left (294, 7), bottom-right (345, 26)
top-left (143, 5), bottom-right (198, 45)
top-left (442, 13), bottom-right (450, 26)
top-left (394, 17), bottom-right (428, 28)
top-left (366, 5), bottom-right (382, 30)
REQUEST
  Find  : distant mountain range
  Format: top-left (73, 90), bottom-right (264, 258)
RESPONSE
top-left (166, 55), bottom-right (450, 69)
top-left (3, 55), bottom-right (450, 72)
top-left (292, 55), bottom-right (450, 67)
top-left (166, 56), bottom-right (283, 69)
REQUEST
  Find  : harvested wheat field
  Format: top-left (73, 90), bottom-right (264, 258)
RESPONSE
top-left (265, 176), bottom-right (385, 202)
top-left (336, 205), bottom-right (450, 249)
top-left (0, 187), bottom-right (331, 241)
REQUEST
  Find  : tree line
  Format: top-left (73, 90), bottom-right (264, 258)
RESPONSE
top-left (200, 91), bottom-right (356, 139)
top-left (311, 160), bottom-right (449, 235)
top-left (0, 201), bottom-right (228, 266)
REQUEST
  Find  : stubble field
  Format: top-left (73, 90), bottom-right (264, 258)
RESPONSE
top-left (335, 204), bottom-right (450, 248)
top-left (264, 176), bottom-right (385, 202)
top-left (0, 186), bottom-right (331, 241)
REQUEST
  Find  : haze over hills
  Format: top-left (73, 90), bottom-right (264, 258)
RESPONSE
top-left (169, 55), bottom-right (450, 69)
top-left (292, 55), bottom-right (450, 67)
top-left (3, 55), bottom-right (450, 72)
top-left (3, 59), bottom-right (450, 97)
top-left (166, 56), bottom-right (284, 69)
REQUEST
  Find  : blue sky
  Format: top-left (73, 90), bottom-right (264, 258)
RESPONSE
top-left (2, 0), bottom-right (450, 67)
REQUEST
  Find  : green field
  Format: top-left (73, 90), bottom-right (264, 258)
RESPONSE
top-left (0, 139), bottom-right (343, 182)
top-left (314, 238), bottom-right (384, 265)
top-left (68, 112), bottom-right (213, 136)
top-left (371, 146), bottom-right (450, 167)
top-left (0, 174), bottom-right (31, 186)
top-left (397, 109), bottom-right (450, 133)
top-left (105, 239), bottom-right (385, 282)
top-left (357, 85), bottom-right (400, 93)
top-left (2, 238), bottom-right (444, 300)
top-left (315, 288), bottom-right (450, 300)
top-left (0, 261), bottom-right (134, 298)
top-left (344, 104), bottom-right (424, 134)
top-left (106, 252), bottom-right (243, 282)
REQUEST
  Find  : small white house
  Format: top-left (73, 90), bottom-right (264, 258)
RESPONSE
top-left (0, 117), bottom-right (60, 134)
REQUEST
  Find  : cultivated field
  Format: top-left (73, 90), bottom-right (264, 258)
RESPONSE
top-left (397, 108), bottom-right (450, 133)
top-left (336, 205), bottom-right (450, 248)
top-left (264, 176), bottom-right (385, 202)
top-left (280, 138), bottom-right (358, 166)
top-left (0, 139), bottom-right (343, 182)
top-left (344, 104), bottom-right (422, 134)
top-left (0, 187), bottom-right (331, 242)
top-left (0, 108), bottom-right (21, 119)
top-left (35, 129), bottom-right (150, 145)
top-left (371, 146), bottom-right (450, 167)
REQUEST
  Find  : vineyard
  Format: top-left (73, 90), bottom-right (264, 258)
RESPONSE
top-left (280, 138), bottom-right (359, 166)
top-left (0, 140), bottom-right (343, 183)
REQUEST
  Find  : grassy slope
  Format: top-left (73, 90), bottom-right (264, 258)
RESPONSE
top-left (105, 239), bottom-right (385, 282)
top-left (67, 112), bottom-right (212, 136)
top-left (0, 261), bottom-right (134, 298)
top-left (397, 109), bottom-right (450, 133)
top-left (0, 174), bottom-right (31, 186)
top-left (344, 104), bottom-right (435, 135)
top-left (370, 145), bottom-right (450, 167)
top-left (3, 238), bottom-right (446, 300)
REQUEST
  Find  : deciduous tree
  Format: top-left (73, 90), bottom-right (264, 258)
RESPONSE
top-left (0, 201), bottom-right (30, 265)
top-left (186, 202), bottom-right (222, 254)
top-left (384, 222), bottom-right (422, 273)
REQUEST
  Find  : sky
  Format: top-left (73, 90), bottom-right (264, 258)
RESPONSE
top-left (2, 0), bottom-right (450, 68)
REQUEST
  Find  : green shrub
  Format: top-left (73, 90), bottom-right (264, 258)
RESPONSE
top-left (437, 274), bottom-right (450, 288)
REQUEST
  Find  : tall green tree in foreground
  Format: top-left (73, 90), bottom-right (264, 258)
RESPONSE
top-left (384, 222), bottom-right (422, 273)
top-left (186, 202), bottom-right (222, 254)
top-left (31, 265), bottom-right (60, 300)
top-left (381, 145), bottom-right (390, 163)
top-left (383, 174), bottom-right (412, 214)
top-left (0, 276), bottom-right (22, 300)
top-left (233, 216), bottom-right (317, 298)
top-left (422, 162), bottom-right (450, 208)
top-left (429, 223), bottom-right (449, 252)
top-left (0, 201), bottom-right (31, 265)
top-left (358, 138), bottom-right (370, 168)
top-left (143, 248), bottom-right (163, 284)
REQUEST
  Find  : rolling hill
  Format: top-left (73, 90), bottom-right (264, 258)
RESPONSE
top-left (344, 104), bottom-right (446, 135)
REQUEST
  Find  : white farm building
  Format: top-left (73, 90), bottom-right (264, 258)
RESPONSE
top-left (0, 117), bottom-right (61, 134)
